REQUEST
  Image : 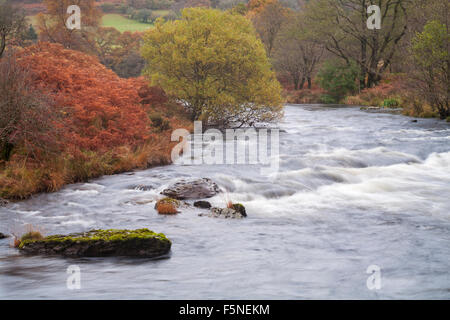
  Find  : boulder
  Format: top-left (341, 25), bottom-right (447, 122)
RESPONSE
top-left (18, 228), bottom-right (171, 258)
top-left (161, 178), bottom-right (220, 200)
top-left (199, 207), bottom-right (246, 219)
top-left (0, 198), bottom-right (8, 207)
top-left (231, 203), bottom-right (247, 217)
top-left (194, 201), bottom-right (212, 209)
top-left (0, 232), bottom-right (9, 239)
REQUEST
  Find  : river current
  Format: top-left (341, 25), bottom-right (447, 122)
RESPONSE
top-left (1, 105), bottom-right (449, 299)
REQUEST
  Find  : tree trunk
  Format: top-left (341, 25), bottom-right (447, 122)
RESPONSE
top-left (293, 76), bottom-right (299, 91)
top-left (0, 142), bottom-right (14, 161)
top-left (307, 77), bottom-right (312, 89)
top-left (299, 77), bottom-right (305, 90)
top-left (0, 34), bottom-right (6, 58)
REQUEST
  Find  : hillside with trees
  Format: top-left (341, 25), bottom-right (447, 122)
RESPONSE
top-left (1, 0), bottom-right (449, 199)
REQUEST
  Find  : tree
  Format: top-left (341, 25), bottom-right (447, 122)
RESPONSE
top-left (248, 0), bottom-right (290, 57)
top-left (0, 50), bottom-right (60, 161)
top-left (37, 0), bottom-right (101, 52)
top-left (317, 59), bottom-right (360, 103)
top-left (412, 20), bottom-right (449, 119)
top-left (0, 0), bottom-right (27, 58)
top-left (23, 24), bottom-right (38, 42)
top-left (134, 9), bottom-right (153, 23)
top-left (304, 0), bottom-right (410, 89)
top-left (273, 13), bottom-right (324, 90)
top-left (141, 8), bottom-right (283, 128)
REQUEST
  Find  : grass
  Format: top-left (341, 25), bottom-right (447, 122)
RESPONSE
top-left (101, 14), bottom-right (154, 33)
top-left (155, 198), bottom-right (180, 215)
top-left (153, 10), bottom-right (171, 16)
top-left (26, 13), bottom-right (157, 33)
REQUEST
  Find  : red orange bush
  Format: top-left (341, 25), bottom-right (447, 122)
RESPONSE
top-left (0, 43), bottom-right (192, 199)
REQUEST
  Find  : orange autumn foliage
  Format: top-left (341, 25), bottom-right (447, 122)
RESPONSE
top-left (1, 42), bottom-right (193, 200)
top-left (156, 202), bottom-right (178, 215)
top-left (15, 42), bottom-right (152, 153)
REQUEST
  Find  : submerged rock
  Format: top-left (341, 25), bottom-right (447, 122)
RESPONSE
top-left (18, 229), bottom-right (171, 258)
top-left (0, 198), bottom-right (8, 207)
top-left (199, 207), bottom-right (246, 219)
top-left (161, 178), bottom-right (220, 200)
top-left (129, 184), bottom-right (154, 191)
top-left (194, 201), bottom-right (212, 209)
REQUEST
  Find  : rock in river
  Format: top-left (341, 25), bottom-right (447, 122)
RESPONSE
top-left (194, 201), bottom-right (212, 209)
top-left (161, 178), bottom-right (220, 200)
top-left (0, 232), bottom-right (9, 239)
top-left (0, 198), bottom-right (8, 207)
top-left (18, 229), bottom-right (171, 258)
top-left (199, 207), bottom-right (246, 219)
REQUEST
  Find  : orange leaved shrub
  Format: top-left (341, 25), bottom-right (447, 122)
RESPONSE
top-left (0, 43), bottom-right (192, 199)
top-left (16, 42), bottom-right (151, 153)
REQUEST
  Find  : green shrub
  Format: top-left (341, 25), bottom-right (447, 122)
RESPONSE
top-left (149, 113), bottom-right (171, 132)
top-left (317, 59), bottom-right (360, 103)
top-left (320, 94), bottom-right (338, 104)
top-left (383, 98), bottom-right (400, 108)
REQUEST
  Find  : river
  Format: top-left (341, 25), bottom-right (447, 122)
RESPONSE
top-left (1, 104), bottom-right (449, 299)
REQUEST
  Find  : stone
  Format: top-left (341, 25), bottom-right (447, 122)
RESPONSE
top-left (130, 184), bottom-right (154, 191)
top-left (161, 178), bottom-right (220, 200)
top-left (0, 198), bottom-right (8, 207)
top-left (199, 207), bottom-right (246, 219)
top-left (18, 229), bottom-right (171, 258)
top-left (231, 203), bottom-right (247, 217)
top-left (194, 201), bottom-right (212, 209)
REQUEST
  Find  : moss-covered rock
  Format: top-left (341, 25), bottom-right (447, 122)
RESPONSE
top-left (18, 228), bottom-right (171, 258)
top-left (232, 203), bottom-right (247, 217)
top-left (194, 200), bottom-right (212, 209)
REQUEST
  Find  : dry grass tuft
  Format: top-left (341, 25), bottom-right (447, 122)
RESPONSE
top-left (156, 202), bottom-right (178, 215)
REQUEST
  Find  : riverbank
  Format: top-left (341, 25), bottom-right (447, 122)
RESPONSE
top-left (0, 129), bottom-right (189, 200)
top-left (0, 43), bottom-right (193, 200)
top-left (283, 74), bottom-right (449, 121)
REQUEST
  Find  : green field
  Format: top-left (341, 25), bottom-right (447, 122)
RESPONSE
top-left (101, 14), bottom-right (154, 33)
top-left (27, 12), bottom-right (167, 33)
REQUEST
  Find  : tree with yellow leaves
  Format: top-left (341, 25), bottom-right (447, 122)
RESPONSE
top-left (141, 8), bottom-right (283, 128)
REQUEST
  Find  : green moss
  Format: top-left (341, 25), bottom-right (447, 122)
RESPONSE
top-left (20, 231), bottom-right (43, 242)
top-left (19, 228), bottom-right (170, 249)
top-left (446, 116), bottom-right (450, 123)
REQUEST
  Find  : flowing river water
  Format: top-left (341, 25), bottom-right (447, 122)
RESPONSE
top-left (1, 105), bottom-right (450, 299)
